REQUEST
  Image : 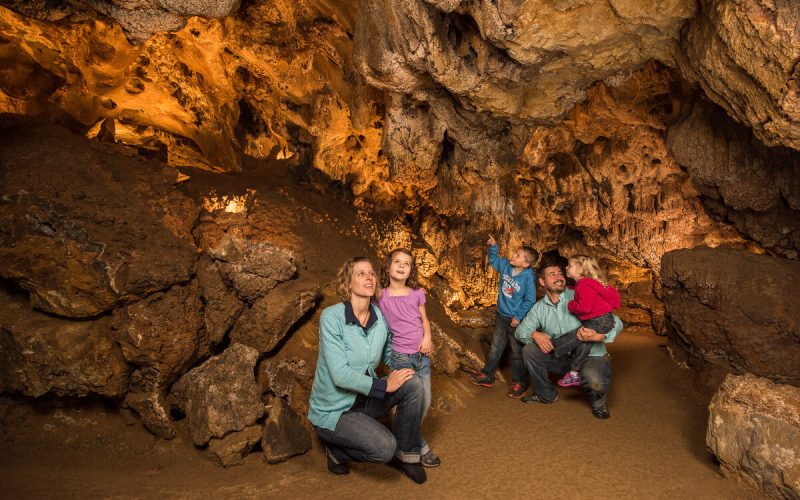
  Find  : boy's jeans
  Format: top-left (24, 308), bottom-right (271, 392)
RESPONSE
top-left (482, 313), bottom-right (527, 385)
top-left (391, 350), bottom-right (432, 455)
top-left (315, 375), bottom-right (424, 464)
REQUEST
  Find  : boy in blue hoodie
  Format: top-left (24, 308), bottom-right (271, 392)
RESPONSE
top-left (470, 236), bottom-right (538, 398)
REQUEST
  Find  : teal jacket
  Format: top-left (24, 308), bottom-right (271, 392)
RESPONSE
top-left (515, 289), bottom-right (622, 357)
top-left (308, 302), bottom-right (392, 431)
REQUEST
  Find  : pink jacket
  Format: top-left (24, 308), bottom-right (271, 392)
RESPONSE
top-left (567, 278), bottom-right (621, 321)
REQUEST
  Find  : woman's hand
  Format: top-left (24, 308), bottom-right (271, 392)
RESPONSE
top-left (419, 335), bottom-right (433, 356)
top-left (386, 368), bottom-right (415, 393)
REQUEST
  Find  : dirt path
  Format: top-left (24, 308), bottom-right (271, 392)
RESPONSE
top-left (0, 332), bottom-right (762, 499)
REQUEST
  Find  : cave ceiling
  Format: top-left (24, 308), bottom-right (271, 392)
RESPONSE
top-left (0, 0), bottom-right (798, 310)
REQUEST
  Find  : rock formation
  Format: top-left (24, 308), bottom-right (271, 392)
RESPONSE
top-left (707, 373), bottom-right (800, 499)
top-left (662, 246), bottom-right (800, 391)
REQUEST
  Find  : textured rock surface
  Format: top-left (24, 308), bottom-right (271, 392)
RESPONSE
top-left (230, 281), bottom-right (320, 353)
top-left (662, 246), bottom-right (800, 390)
top-left (0, 287), bottom-right (130, 397)
top-left (261, 397), bottom-right (311, 464)
top-left (112, 283), bottom-right (205, 437)
top-left (677, 0), bottom-right (800, 151)
top-left (707, 373), bottom-right (800, 499)
top-left (0, 126), bottom-right (198, 318)
top-left (207, 234), bottom-right (297, 303)
top-left (169, 344), bottom-right (264, 446)
top-left (207, 424), bottom-right (262, 468)
top-left (196, 256), bottom-right (245, 346)
top-left (668, 99), bottom-right (800, 259)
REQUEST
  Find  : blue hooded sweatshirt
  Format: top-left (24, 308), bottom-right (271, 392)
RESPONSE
top-left (489, 244), bottom-right (537, 321)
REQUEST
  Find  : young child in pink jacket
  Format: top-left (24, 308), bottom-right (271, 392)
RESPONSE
top-left (552, 254), bottom-right (621, 387)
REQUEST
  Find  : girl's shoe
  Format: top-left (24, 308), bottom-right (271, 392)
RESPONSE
top-left (421, 450), bottom-right (441, 467)
top-left (557, 371), bottom-right (581, 387)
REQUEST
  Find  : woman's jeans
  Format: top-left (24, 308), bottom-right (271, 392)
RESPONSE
top-left (315, 375), bottom-right (424, 464)
top-left (482, 313), bottom-right (527, 384)
top-left (391, 350), bottom-right (432, 454)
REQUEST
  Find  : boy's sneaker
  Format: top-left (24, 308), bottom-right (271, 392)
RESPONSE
top-left (506, 382), bottom-right (527, 399)
top-left (421, 450), bottom-right (441, 468)
top-left (469, 373), bottom-right (493, 387)
top-left (557, 371), bottom-right (581, 387)
top-left (521, 393), bottom-right (559, 405)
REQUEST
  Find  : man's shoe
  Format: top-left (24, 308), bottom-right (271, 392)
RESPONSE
top-left (421, 450), bottom-right (441, 468)
top-left (507, 382), bottom-right (527, 398)
top-left (390, 458), bottom-right (427, 484)
top-left (521, 393), bottom-right (559, 404)
top-left (326, 451), bottom-right (350, 475)
top-left (591, 404), bottom-right (611, 419)
top-left (469, 373), bottom-right (493, 387)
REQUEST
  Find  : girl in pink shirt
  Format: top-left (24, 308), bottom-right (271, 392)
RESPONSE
top-left (556, 254), bottom-right (621, 387)
top-left (376, 248), bottom-right (440, 468)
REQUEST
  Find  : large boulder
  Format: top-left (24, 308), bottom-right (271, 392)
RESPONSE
top-left (0, 126), bottom-right (198, 318)
top-left (0, 287), bottom-right (130, 397)
top-left (230, 281), bottom-right (320, 354)
top-left (261, 397), bottom-right (311, 464)
top-left (169, 343), bottom-right (264, 446)
top-left (196, 256), bottom-right (245, 346)
top-left (662, 246), bottom-right (800, 391)
top-left (707, 373), bottom-right (800, 499)
top-left (112, 282), bottom-right (205, 438)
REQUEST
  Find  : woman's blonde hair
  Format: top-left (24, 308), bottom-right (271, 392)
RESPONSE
top-left (334, 256), bottom-right (373, 301)
top-left (380, 248), bottom-right (419, 290)
top-left (569, 254), bottom-right (608, 284)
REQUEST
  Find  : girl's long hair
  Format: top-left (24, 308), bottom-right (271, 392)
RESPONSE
top-left (570, 254), bottom-right (609, 285)
top-left (335, 256), bottom-right (373, 301)
top-left (380, 248), bottom-right (419, 290)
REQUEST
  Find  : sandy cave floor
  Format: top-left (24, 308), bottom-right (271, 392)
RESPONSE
top-left (0, 332), bottom-right (763, 499)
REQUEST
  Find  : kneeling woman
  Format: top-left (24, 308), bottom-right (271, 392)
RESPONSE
top-left (308, 257), bottom-right (427, 484)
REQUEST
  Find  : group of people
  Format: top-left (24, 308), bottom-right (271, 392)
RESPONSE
top-left (307, 238), bottom-right (623, 483)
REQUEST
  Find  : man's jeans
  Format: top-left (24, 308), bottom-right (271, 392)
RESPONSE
top-left (522, 342), bottom-right (611, 408)
top-left (482, 313), bottom-right (527, 384)
top-left (391, 350), bottom-right (432, 454)
top-left (315, 375), bottom-right (424, 464)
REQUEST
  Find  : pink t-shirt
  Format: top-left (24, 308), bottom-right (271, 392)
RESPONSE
top-left (376, 287), bottom-right (426, 354)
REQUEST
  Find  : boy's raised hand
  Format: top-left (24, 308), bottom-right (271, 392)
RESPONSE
top-left (487, 235), bottom-right (496, 246)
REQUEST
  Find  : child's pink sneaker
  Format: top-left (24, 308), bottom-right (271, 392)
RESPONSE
top-left (557, 371), bottom-right (581, 387)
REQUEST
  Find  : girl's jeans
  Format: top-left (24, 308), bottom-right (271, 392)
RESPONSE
top-left (391, 350), bottom-right (432, 455)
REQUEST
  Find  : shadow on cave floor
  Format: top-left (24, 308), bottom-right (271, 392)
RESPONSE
top-left (0, 332), bottom-right (763, 499)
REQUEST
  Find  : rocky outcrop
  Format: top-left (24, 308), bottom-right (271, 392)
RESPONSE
top-left (112, 282), bottom-right (206, 438)
top-left (0, 287), bottom-right (130, 397)
top-left (230, 281), bottom-right (320, 354)
top-left (169, 344), bottom-right (264, 446)
top-left (0, 126), bottom-right (198, 318)
top-left (662, 246), bottom-right (800, 391)
top-left (668, 99), bottom-right (800, 259)
top-left (196, 256), bottom-right (245, 346)
top-left (677, 0), bottom-right (800, 152)
top-left (707, 373), bottom-right (800, 499)
top-left (261, 397), bottom-right (311, 464)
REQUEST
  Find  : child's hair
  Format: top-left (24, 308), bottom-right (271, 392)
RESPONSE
top-left (520, 246), bottom-right (539, 267)
top-left (335, 256), bottom-right (373, 301)
top-left (380, 248), bottom-right (419, 289)
top-left (569, 254), bottom-right (608, 284)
